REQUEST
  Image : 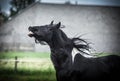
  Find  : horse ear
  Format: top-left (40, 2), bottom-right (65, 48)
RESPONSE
top-left (56, 22), bottom-right (61, 29)
top-left (50, 20), bottom-right (54, 25)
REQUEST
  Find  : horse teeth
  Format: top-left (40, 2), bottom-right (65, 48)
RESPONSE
top-left (28, 31), bottom-right (33, 37)
top-left (28, 31), bottom-right (33, 34)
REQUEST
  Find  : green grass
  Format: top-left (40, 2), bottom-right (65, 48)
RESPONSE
top-left (0, 51), bottom-right (119, 81)
top-left (0, 51), bottom-right (56, 81)
top-left (0, 68), bottom-right (56, 81)
top-left (94, 52), bottom-right (120, 57)
top-left (0, 51), bottom-right (50, 59)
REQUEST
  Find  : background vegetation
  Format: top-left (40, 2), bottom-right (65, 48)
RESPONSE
top-left (0, 51), bottom-right (118, 81)
top-left (0, 51), bottom-right (56, 81)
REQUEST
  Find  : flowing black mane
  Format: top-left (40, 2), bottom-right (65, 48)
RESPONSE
top-left (55, 28), bottom-right (91, 55)
top-left (28, 21), bottom-right (120, 81)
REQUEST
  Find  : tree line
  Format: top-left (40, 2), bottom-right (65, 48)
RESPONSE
top-left (0, 0), bottom-right (36, 25)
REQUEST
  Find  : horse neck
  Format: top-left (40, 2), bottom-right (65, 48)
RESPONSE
top-left (48, 29), bottom-right (73, 71)
top-left (49, 29), bottom-right (73, 51)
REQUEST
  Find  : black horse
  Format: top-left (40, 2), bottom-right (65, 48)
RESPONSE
top-left (28, 21), bottom-right (120, 81)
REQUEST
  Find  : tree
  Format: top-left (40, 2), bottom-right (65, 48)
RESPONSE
top-left (0, 6), bottom-right (3, 25)
top-left (10, 7), bottom-right (17, 17)
top-left (0, 0), bottom-right (36, 24)
top-left (0, 6), bottom-right (9, 25)
top-left (11, 0), bottom-right (35, 10)
top-left (65, 0), bottom-right (71, 5)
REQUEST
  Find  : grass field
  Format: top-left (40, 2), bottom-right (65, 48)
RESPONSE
top-left (0, 51), bottom-right (50, 59)
top-left (0, 51), bottom-right (118, 81)
top-left (0, 51), bottom-right (56, 81)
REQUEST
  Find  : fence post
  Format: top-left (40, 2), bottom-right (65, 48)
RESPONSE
top-left (14, 56), bottom-right (18, 73)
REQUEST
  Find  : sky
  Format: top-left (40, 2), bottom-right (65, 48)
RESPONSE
top-left (0, 0), bottom-right (120, 16)
top-left (42, 0), bottom-right (120, 6)
top-left (0, 0), bottom-right (11, 16)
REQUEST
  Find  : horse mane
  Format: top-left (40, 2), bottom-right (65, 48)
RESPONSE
top-left (71, 37), bottom-right (91, 55)
top-left (58, 28), bottom-right (92, 55)
top-left (36, 24), bottom-right (92, 55)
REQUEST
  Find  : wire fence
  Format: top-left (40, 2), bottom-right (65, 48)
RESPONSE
top-left (0, 56), bottom-right (53, 72)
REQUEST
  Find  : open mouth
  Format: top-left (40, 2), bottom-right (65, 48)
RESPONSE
top-left (28, 31), bottom-right (39, 43)
top-left (28, 31), bottom-right (34, 37)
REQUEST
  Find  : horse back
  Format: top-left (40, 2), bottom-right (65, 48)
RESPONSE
top-left (72, 54), bottom-right (120, 81)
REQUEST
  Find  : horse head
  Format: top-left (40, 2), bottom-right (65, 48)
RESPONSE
top-left (28, 21), bottom-right (61, 44)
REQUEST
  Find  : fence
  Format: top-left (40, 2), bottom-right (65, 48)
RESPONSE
top-left (0, 56), bottom-right (53, 72)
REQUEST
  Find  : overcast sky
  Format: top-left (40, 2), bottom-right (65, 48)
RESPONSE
top-left (41, 0), bottom-right (120, 6)
top-left (0, 0), bottom-right (120, 16)
top-left (0, 0), bottom-right (11, 15)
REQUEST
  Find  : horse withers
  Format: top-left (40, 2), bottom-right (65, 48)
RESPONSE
top-left (28, 21), bottom-right (120, 81)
